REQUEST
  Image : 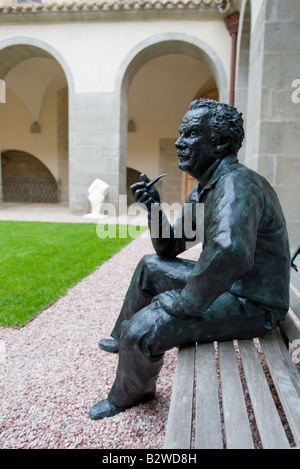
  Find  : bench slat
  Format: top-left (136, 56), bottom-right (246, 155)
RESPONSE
top-left (280, 311), bottom-right (300, 345)
top-left (260, 329), bottom-right (300, 447)
top-left (238, 339), bottom-right (291, 448)
top-left (291, 268), bottom-right (300, 293)
top-left (218, 342), bottom-right (254, 449)
top-left (164, 274), bottom-right (300, 450)
top-left (290, 288), bottom-right (300, 321)
top-left (164, 344), bottom-right (195, 449)
top-left (264, 328), bottom-right (300, 399)
top-left (195, 342), bottom-right (223, 449)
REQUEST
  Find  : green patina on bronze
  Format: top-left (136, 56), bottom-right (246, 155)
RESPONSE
top-left (89, 98), bottom-right (291, 420)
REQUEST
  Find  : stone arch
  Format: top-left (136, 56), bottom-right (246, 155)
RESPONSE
top-left (1, 150), bottom-right (59, 203)
top-left (0, 37), bottom-right (74, 93)
top-left (0, 38), bottom-right (72, 205)
top-left (115, 33), bottom-right (228, 200)
top-left (117, 33), bottom-right (228, 102)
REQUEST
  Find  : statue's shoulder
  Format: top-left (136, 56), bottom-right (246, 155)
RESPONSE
top-left (226, 162), bottom-right (265, 188)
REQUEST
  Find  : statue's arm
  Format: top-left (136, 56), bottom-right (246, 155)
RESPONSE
top-left (156, 175), bottom-right (264, 318)
top-left (148, 204), bottom-right (188, 258)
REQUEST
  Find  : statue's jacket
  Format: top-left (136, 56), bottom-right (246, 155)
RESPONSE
top-left (149, 154), bottom-right (291, 326)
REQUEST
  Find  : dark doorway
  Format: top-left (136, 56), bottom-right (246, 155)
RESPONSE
top-left (2, 150), bottom-right (59, 203)
top-left (127, 167), bottom-right (141, 206)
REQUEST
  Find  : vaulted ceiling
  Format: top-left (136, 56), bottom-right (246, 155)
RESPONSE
top-left (0, 45), bottom-right (52, 79)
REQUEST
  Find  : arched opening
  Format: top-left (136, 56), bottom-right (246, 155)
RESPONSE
top-left (0, 43), bottom-right (69, 205)
top-left (126, 52), bottom-right (219, 205)
top-left (118, 35), bottom-right (226, 206)
top-left (2, 150), bottom-right (59, 203)
top-left (127, 53), bottom-right (219, 204)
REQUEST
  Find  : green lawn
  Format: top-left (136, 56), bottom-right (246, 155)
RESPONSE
top-left (0, 221), bottom-right (145, 328)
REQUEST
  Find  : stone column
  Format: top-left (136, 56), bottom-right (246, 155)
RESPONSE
top-left (225, 12), bottom-right (240, 107)
top-left (234, 0), bottom-right (251, 163)
top-left (57, 87), bottom-right (69, 204)
top-left (68, 91), bottom-right (124, 214)
top-left (245, 0), bottom-right (300, 250)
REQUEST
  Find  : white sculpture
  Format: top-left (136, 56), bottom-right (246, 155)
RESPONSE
top-left (83, 178), bottom-right (110, 219)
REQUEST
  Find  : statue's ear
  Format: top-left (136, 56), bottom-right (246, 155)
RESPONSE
top-left (216, 141), bottom-right (230, 154)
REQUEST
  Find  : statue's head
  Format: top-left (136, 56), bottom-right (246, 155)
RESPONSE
top-left (175, 98), bottom-right (244, 180)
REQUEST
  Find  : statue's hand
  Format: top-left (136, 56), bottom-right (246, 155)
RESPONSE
top-left (153, 290), bottom-right (188, 319)
top-left (130, 173), bottom-right (160, 209)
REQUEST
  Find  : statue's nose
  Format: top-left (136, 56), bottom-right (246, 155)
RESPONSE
top-left (175, 135), bottom-right (185, 149)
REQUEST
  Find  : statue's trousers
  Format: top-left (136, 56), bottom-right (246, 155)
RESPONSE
top-left (108, 255), bottom-right (270, 408)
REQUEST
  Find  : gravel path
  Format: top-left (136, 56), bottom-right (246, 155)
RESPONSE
top-left (0, 226), bottom-right (200, 450)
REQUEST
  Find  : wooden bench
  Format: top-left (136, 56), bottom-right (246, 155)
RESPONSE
top-left (164, 267), bottom-right (300, 449)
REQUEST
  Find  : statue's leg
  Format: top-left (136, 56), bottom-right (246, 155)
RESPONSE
top-left (110, 292), bottom-right (270, 407)
top-left (90, 292), bottom-right (270, 419)
top-left (110, 254), bottom-right (195, 341)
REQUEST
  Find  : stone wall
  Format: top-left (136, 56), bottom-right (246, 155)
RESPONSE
top-left (246, 0), bottom-right (300, 250)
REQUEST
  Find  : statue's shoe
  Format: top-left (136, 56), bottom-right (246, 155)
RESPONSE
top-left (98, 338), bottom-right (119, 353)
top-left (89, 399), bottom-right (127, 420)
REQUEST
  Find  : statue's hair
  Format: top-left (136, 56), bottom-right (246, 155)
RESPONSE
top-left (189, 98), bottom-right (245, 155)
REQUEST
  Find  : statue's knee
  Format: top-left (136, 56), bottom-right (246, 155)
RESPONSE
top-left (120, 323), bottom-right (156, 359)
top-left (120, 320), bottom-right (144, 349)
top-left (136, 254), bottom-right (159, 280)
top-left (138, 254), bottom-right (158, 269)
top-left (120, 303), bottom-right (166, 359)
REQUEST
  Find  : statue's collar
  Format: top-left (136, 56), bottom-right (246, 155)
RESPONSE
top-left (193, 154), bottom-right (239, 202)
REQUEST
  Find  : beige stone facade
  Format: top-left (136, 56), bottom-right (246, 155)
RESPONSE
top-left (0, 0), bottom-right (299, 249)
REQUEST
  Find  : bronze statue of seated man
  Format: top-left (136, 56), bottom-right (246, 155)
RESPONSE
top-left (89, 98), bottom-right (290, 420)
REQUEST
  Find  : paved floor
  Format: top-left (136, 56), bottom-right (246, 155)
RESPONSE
top-left (0, 202), bottom-right (149, 225)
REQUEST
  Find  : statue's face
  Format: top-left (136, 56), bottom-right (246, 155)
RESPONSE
top-left (175, 108), bottom-right (220, 180)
